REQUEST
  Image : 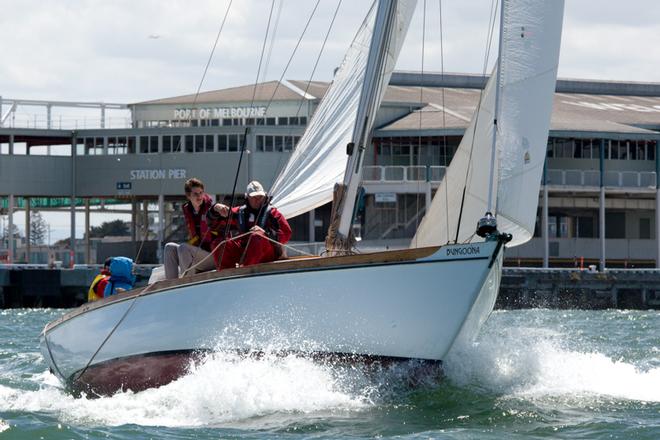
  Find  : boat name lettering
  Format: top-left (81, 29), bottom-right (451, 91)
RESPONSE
top-left (174, 107), bottom-right (267, 119)
top-left (446, 246), bottom-right (480, 256)
top-left (130, 169), bottom-right (187, 180)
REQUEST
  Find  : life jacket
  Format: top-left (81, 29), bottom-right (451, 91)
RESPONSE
top-left (104, 257), bottom-right (136, 297)
top-left (237, 204), bottom-right (272, 233)
top-left (182, 193), bottom-right (217, 251)
top-left (87, 273), bottom-right (109, 302)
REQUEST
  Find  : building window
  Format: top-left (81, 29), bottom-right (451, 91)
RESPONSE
top-left (162, 136), bottom-right (171, 153)
top-left (228, 134), bottom-right (239, 152)
top-left (205, 134), bottom-right (214, 152)
top-left (185, 135), bottom-right (194, 153)
top-left (172, 135), bottom-right (182, 153)
top-left (640, 218), bottom-right (651, 239)
top-left (576, 216), bottom-right (596, 238)
top-left (605, 212), bottom-right (625, 239)
top-left (266, 117), bottom-right (276, 126)
top-left (218, 134), bottom-right (228, 151)
top-left (149, 136), bottom-right (158, 153)
top-left (194, 135), bottom-right (204, 153)
top-left (548, 215), bottom-right (570, 238)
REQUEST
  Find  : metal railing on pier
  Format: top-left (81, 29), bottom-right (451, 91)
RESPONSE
top-left (364, 166), bottom-right (657, 189)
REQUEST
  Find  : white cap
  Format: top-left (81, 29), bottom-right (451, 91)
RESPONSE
top-left (246, 180), bottom-right (266, 197)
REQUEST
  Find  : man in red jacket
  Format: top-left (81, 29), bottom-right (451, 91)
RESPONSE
top-left (211, 180), bottom-right (291, 269)
top-left (164, 178), bottom-right (218, 279)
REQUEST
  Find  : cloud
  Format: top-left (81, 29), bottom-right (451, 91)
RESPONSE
top-left (0, 0), bottom-right (658, 103)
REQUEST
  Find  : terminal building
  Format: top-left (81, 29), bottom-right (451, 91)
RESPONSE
top-left (2, 72), bottom-right (660, 268)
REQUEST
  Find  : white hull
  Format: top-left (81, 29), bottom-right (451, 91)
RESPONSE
top-left (41, 240), bottom-right (504, 394)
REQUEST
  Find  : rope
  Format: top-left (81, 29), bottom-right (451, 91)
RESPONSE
top-left (180, 228), bottom-right (316, 278)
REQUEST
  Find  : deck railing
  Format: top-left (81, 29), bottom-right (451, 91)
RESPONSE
top-left (363, 165), bottom-right (446, 183)
top-left (364, 166), bottom-right (656, 189)
top-left (546, 169), bottom-right (656, 188)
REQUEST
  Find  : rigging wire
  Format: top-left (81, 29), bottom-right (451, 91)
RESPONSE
top-left (78, 1), bottom-right (237, 380)
top-left (262, 0), bottom-right (322, 116)
top-left (439, 0), bottom-right (450, 244)
top-left (453, 0), bottom-right (499, 243)
top-left (130, 0), bottom-right (234, 266)
top-left (218, 0), bottom-right (278, 265)
top-left (262, 0), bottom-right (284, 84)
top-left (270, 0), bottom-right (343, 191)
top-left (174, 0), bottom-right (234, 153)
top-left (415, 0), bottom-right (427, 249)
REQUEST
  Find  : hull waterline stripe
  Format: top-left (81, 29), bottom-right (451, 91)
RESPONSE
top-left (68, 348), bottom-right (445, 396)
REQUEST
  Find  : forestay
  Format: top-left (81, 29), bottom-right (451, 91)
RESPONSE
top-left (413, 0), bottom-right (564, 248)
top-left (271, 0), bottom-right (416, 219)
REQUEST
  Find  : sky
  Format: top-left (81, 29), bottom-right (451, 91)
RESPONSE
top-left (2, 0), bottom-right (660, 104)
top-left (2, 0), bottom-right (660, 242)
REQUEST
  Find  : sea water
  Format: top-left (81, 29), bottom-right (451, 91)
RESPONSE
top-left (0, 308), bottom-right (658, 439)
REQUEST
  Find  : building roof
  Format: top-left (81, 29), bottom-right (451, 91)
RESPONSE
top-left (135, 73), bottom-right (660, 137)
top-left (133, 80), bottom-right (307, 105)
top-left (291, 76), bottom-right (660, 136)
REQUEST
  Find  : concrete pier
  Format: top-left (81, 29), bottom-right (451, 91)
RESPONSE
top-left (497, 268), bottom-right (660, 309)
top-left (0, 265), bottom-right (153, 308)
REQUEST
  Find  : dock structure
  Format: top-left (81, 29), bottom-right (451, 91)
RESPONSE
top-left (0, 265), bottom-right (153, 308)
top-left (2, 72), bottom-right (660, 269)
top-left (0, 265), bottom-right (658, 310)
top-left (497, 268), bottom-right (660, 309)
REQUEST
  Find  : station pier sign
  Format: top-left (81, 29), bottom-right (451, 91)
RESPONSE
top-left (130, 169), bottom-right (187, 180)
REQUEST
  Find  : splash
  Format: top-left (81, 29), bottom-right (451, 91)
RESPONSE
top-left (1, 350), bottom-right (375, 428)
top-left (444, 315), bottom-right (660, 403)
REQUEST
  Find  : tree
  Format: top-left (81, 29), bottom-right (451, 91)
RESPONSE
top-left (30, 211), bottom-right (49, 245)
top-left (88, 220), bottom-right (130, 238)
top-left (53, 237), bottom-right (71, 248)
top-left (1, 222), bottom-right (22, 247)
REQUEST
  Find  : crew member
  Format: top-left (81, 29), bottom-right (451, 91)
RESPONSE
top-left (163, 178), bottom-right (218, 279)
top-left (103, 256), bottom-right (136, 296)
top-left (213, 181), bottom-right (291, 268)
top-left (87, 257), bottom-right (112, 302)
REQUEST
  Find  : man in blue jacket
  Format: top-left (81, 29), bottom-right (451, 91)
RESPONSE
top-left (104, 256), bottom-right (136, 296)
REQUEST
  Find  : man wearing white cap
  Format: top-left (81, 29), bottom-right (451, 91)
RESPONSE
top-left (212, 180), bottom-right (291, 268)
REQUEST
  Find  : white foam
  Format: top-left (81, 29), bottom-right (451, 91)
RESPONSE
top-left (1, 351), bottom-right (371, 428)
top-left (445, 316), bottom-right (660, 403)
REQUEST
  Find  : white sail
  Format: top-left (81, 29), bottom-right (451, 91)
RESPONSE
top-left (413, 0), bottom-right (564, 248)
top-left (270, 0), bottom-right (416, 219)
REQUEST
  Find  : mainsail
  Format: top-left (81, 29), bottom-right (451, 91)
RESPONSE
top-left (270, 0), bottom-right (416, 219)
top-left (413, 0), bottom-right (565, 248)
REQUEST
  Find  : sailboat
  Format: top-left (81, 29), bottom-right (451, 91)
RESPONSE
top-left (40, 0), bottom-right (564, 396)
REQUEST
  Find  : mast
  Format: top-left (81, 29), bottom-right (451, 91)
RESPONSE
top-left (325, 0), bottom-right (400, 253)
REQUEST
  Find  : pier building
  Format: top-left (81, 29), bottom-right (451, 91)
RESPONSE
top-left (2, 72), bottom-right (660, 269)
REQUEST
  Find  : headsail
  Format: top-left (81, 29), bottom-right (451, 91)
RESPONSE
top-left (270, 0), bottom-right (416, 220)
top-left (413, 0), bottom-right (564, 248)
